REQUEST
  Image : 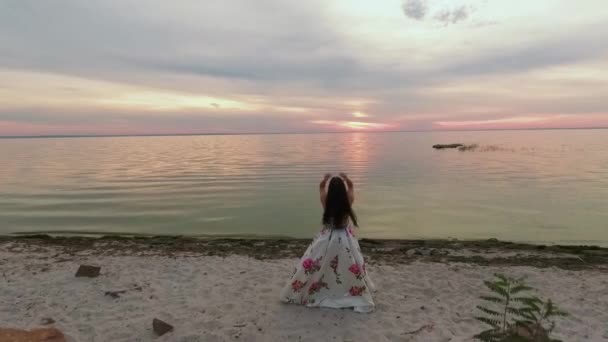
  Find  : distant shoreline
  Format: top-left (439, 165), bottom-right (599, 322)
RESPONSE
top-left (5, 231), bottom-right (608, 249)
top-left (1, 126), bottom-right (607, 139)
top-left (3, 234), bottom-right (607, 270)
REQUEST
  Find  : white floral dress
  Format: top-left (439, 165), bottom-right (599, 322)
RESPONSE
top-left (280, 223), bottom-right (375, 313)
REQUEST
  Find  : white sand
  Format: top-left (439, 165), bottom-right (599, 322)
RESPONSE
top-left (1, 246), bottom-right (607, 341)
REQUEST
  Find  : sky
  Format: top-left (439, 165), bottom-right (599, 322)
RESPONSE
top-left (1, 0), bottom-right (608, 136)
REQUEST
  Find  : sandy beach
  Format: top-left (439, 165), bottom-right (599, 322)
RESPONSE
top-left (1, 236), bottom-right (607, 341)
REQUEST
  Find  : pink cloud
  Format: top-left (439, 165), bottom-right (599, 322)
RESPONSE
top-left (310, 120), bottom-right (393, 131)
top-left (433, 114), bottom-right (608, 130)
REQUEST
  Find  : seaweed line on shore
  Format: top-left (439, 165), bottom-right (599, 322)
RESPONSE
top-left (2, 235), bottom-right (607, 271)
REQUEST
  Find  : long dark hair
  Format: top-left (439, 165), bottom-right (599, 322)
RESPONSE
top-left (322, 177), bottom-right (358, 228)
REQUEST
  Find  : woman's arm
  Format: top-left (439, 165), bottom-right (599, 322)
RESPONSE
top-left (320, 173), bottom-right (331, 207)
top-left (340, 173), bottom-right (355, 205)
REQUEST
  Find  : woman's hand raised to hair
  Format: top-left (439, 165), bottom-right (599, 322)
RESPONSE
top-left (339, 173), bottom-right (355, 205)
top-left (319, 173), bottom-right (331, 207)
top-left (339, 173), bottom-right (353, 187)
top-left (320, 173), bottom-right (331, 188)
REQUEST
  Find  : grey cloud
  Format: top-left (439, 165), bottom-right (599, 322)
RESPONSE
top-left (0, 0), bottom-right (436, 97)
top-left (2, 0), bottom-right (602, 91)
top-left (443, 23), bottom-right (608, 76)
top-left (434, 5), bottom-right (472, 25)
top-left (402, 0), bottom-right (427, 20)
top-left (0, 0), bottom-right (369, 87)
top-left (128, 54), bottom-right (361, 83)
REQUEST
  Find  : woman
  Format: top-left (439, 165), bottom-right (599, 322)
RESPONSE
top-left (280, 173), bottom-right (375, 313)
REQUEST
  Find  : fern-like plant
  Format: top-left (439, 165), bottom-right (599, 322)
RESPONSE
top-left (474, 273), bottom-right (568, 342)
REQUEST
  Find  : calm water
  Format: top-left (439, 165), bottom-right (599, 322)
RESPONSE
top-left (1, 130), bottom-right (607, 246)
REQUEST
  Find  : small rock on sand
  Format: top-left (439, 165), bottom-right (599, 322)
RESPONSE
top-left (41, 317), bottom-right (56, 325)
top-left (105, 291), bottom-right (122, 299)
top-left (153, 318), bottom-right (174, 336)
top-left (503, 323), bottom-right (550, 342)
top-left (75, 265), bottom-right (101, 278)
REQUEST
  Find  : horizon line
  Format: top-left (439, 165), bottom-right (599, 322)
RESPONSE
top-left (1, 126), bottom-right (607, 139)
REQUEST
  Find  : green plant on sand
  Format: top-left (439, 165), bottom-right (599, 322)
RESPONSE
top-left (474, 274), bottom-right (568, 342)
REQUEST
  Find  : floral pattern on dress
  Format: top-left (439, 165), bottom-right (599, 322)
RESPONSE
top-left (280, 223), bottom-right (375, 313)
top-left (330, 255), bottom-right (342, 284)
top-left (302, 257), bottom-right (322, 275)
top-left (308, 276), bottom-right (329, 295)
top-left (291, 280), bottom-right (306, 292)
top-left (348, 263), bottom-right (363, 280)
top-left (349, 286), bottom-right (366, 296)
